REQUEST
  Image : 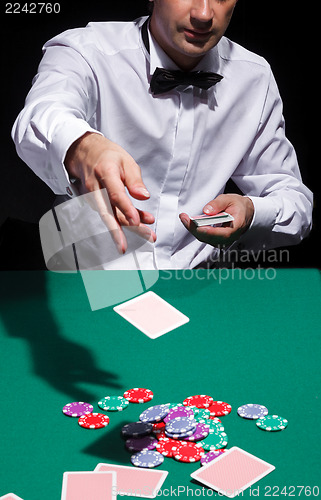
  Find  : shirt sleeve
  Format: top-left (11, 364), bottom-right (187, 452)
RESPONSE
top-left (230, 69), bottom-right (313, 251)
top-left (11, 35), bottom-right (101, 197)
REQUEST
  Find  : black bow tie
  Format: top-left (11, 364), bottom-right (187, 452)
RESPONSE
top-left (150, 67), bottom-right (223, 95)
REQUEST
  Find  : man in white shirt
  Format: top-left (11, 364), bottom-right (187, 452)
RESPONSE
top-left (12, 0), bottom-right (313, 270)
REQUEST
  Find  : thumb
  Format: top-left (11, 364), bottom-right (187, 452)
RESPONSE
top-left (123, 157), bottom-right (150, 200)
top-left (203, 194), bottom-right (229, 215)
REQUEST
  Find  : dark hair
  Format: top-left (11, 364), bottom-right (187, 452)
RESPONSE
top-left (148, 1), bottom-right (154, 13)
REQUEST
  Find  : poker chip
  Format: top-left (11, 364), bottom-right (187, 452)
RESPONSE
top-left (125, 435), bottom-right (158, 452)
top-left (165, 428), bottom-right (196, 439)
top-left (156, 437), bottom-right (182, 457)
top-left (205, 419), bottom-right (225, 434)
top-left (62, 402), bottom-right (93, 417)
top-left (209, 416), bottom-right (222, 423)
top-left (237, 404), bottom-right (268, 420)
top-left (131, 450), bottom-right (164, 468)
top-left (152, 421), bottom-right (166, 433)
top-left (139, 404), bottom-right (170, 423)
top-left (256, 415), bottom-right (288, 431)
top-left (155, 431), bottom-right (167, 440)
top-left (184, 422), bottom-right (210, 442)
top-left (193, 408), bottom-right (211, 422)
top-left (98, 396), bottom-right (129, 412)
top-left (201, 449), bottom-right (226, 466)
top-left (172, 442), bottom-right (205, 463)
top-left (198, 431), bottom-right (228, 451)
top-left (183, 395), bottom-right (214, 409)
top-left (165, 417), bottom-right (197, 435)
top-left (121, 421), bottom-right (153, 438)
top-left (208, 401), bottom-right (232, 416)
top-left (78, 413), bottom-right (110, 429)
top-left (123, 388), bottom-right (154, 404)
top-left (163, 405), bottom-right (194, 423)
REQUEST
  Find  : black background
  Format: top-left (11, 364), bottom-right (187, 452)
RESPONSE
top-left (0, 1), bottom-right (317, 268)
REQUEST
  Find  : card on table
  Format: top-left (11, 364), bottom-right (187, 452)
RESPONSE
top-left (61, 471), bottom-right (116, 500)
top-left (95, 463), bottom-right (168, 498)
top-left (190, 446), bottom-right (275, 498)
top-left (113, 291), bottom-right (189, 339)
top-left (0, 495), bottom-right (24, 500)
top-left (190, 212), bottom-right (234, 227)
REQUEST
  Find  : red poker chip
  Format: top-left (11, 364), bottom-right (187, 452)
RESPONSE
top-left (155, 431), bottom-right (167, 440)
top-left (152, 421), bottom-right (166, 433)
top-left (78, 412), bottom-right (110, 429)
top-left (156, 437), bottom-right (182, 457)
top-left (183, 395), bottom-right (214, 409)
top-left (209, 416), bottom-right (222, 423)
top-left (208, 401), bottom-right (232, 417)
top-left (172, 442), bottom-right (205, 463)
top-left (123, 388), bottom-right (154, 404)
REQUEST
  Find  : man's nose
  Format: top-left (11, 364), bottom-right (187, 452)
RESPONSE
top-left (190, 0), bottom-right (214, 23)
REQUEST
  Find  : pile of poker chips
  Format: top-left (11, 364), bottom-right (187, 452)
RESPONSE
top-left (62, 390), bottom-right (288, 469)
top-left (237, 403), bottom-right (288, 431)
top-left (120, 394), bottom-right (232, 468)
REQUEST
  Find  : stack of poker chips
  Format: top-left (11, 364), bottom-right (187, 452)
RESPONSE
top-left (62, 390), bottom-right (288, 469)
top-left (121, 395), bottom-right (231, 467)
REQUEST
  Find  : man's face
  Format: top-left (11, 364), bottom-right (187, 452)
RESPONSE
top-left (150, 0), bottom-right (238, 70)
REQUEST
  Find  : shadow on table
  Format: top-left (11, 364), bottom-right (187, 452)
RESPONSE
top-left (82, 419), bottom-right (136, 465)
top-left (0, 271), bottom-right (121, 402)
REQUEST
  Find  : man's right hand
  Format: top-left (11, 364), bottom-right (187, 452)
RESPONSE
top-left (64, 132), bottom-right (156, 253)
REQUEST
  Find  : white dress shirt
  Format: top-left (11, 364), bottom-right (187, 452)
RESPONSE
top-left (12, 16), bottom-right (313, 269)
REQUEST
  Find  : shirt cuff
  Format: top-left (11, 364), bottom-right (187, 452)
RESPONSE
top-left (232, 195), bottom-right (279, 252)
top-left (246, 195), bottom-right (279, 231)
top-left (48, 119), bottom-right (103, 197)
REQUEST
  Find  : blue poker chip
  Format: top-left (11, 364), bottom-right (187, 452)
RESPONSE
top-left (165, 428), bottom-right (196, 439)
top-left (121, 421), bottom-right (153, 438)
top-left (165, 417), bottom-right (197, 435)
top-left (139, 404), bottom-right (170, 423)
top-left (237, 404), bottom-right (269, 420)
top-left (131, 450), bottom-right (164, 468)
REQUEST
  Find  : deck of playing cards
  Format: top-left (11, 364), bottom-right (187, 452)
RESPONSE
top-left (190, 212), bottom-right (234, 227)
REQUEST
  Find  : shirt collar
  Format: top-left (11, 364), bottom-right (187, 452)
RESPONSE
top-left (140, 16), bottom-right (222, 76)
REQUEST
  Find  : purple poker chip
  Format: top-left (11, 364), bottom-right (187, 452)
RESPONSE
top-left (139, 404), bottom-right (170, 423)
top-left (164, 405), bottom-right (195, 423)
top-left (237, 404), bottom-right (269, 420)
top-left (125, 435), bottom-right (158, 452)
top-left (201, 449), bottom-right (226, 466)
top-left (184, 422), bottom-right (210, 442)
top-left (62, 402), bottom-right (93, 417)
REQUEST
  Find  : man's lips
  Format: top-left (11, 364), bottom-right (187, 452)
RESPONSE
top-left (183, 28), bottom-right (213, 40)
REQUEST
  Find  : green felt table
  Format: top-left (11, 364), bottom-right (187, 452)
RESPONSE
top-left (0, 268), bottom-right (320, 500)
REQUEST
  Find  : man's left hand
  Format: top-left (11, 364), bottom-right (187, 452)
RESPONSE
top-left (179, 194), bottom-right (254, 247)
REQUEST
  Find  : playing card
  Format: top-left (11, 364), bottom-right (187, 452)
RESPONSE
top-left (190, 446), bottom-right (275, 498)
top-left (61, 471), bottom-right (116, 500)
top-left (95, 463), bottom-right (168, 498)
top-left (190, 212), bottom-right (234, 227)
top-left (0, 495), bottom-right (24, 500)
top-left (113, 291), bottom-right (189, 339)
